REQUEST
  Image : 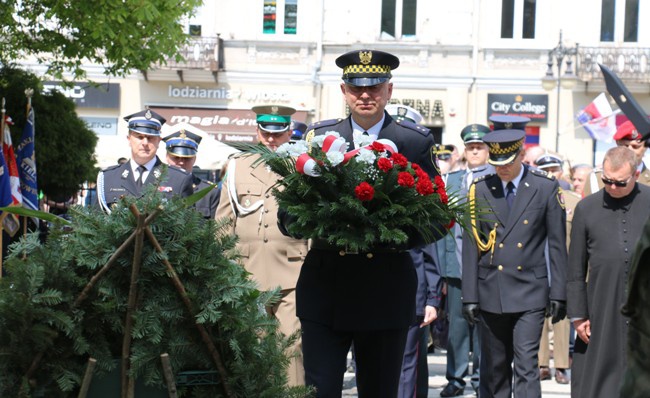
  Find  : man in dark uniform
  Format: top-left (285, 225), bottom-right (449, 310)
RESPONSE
top-left (462, 128), bottom-right (568, 398)
top-left (163, 128), bottom-right (220, 219)
top-left (96, 109), bottom-right (194, 213)
top-left (295, 49), bottom-right (441, 398)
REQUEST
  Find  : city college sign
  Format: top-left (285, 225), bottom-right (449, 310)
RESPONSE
top-left (487, 94), bottom-right (548, 122)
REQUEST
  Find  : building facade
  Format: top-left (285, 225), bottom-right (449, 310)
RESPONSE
top-left (25, 0), bottom-right (650, 171)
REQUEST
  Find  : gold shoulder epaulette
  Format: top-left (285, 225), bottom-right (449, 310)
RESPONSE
top-left (472, 173), bottom-right (494, 184)
top-left (530, 168), bottom-right (556, 180)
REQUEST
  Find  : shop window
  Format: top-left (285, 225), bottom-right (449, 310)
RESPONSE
top-left (600, 0), bottom-right (638, 42)
top-left (263, 0), bottom-right (298, 35)
top-left (381, 0), bottom-right (417, 39)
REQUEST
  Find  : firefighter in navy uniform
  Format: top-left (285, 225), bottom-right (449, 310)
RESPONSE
top-left (96, 109), bottom-right (194, 213)
top-left (163, 128), bottom-right (220, 219)
top-left (462, 128), bottom-right (568, 398)
top-left (288, 49), bottom-right (442, 398)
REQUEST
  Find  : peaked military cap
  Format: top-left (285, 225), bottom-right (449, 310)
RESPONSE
top-left (434, 144), bottom-right (455, 161)
top-left (460, 123), bottom-right (491, 143)
top-left (163, 129), bottom-right (202, 158)
top-left (483, 129), bottom-right (526, 166)
top-left (252, 105), bottom-right (295, 133)
top-left (535, 153), bottom-right (563, 170)
top-left (124, 109), bottom-right (166, 136)
top-left (386, 104), bottom-right (423, 124)
top-left (489, 115), bottom-right (530, 131)
top-left (336, 49), bottom-right (400, 87)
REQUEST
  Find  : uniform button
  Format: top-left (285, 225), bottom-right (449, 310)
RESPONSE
top-left (265, 209), bottom-right (269, 213)
top-left (339, 250), bottom-right (346, 256)
top-left (265, 194), bottom-right (270, 198)
top-left (517, 243), bottom-right (523, 248)
top-left (622, 220), bottom-right (627, 223)
top-left (524, 220), bottom-right (529, 224)
top-left (263, 238), bottom-right (268, 243)
top-left (498, 265), bottom-right (503, 271)
top-left (264, 224), bottom-right (269, 228)
top-left (499, 243), bottom-right (504, 248)
top-left (625, 248), bottom-right (628, 252)
top-left (517, 266), bottom-right (522, 271)
top-left (366, 253), bottom-right (374, 259)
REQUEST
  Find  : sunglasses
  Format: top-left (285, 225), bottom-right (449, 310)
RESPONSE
top-left (601, 175), bottom-right (634, 187)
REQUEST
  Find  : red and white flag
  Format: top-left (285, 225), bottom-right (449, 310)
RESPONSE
top-left (576, 92), bottom-right (619, 143)
top-left (3, 116), bottom-right (22, 206)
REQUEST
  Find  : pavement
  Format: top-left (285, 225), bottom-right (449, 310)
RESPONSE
top-left (341, 348), bottom-right (571, 397)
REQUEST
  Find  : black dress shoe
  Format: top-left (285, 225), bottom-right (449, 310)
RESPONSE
top-left (440, 383), bottom-right (465, 397)
top-left (555, 369), bottom-right (570, 384)
top-left (539, 366), bottom-right (551, 381)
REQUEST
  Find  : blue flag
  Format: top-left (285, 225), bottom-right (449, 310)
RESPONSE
top-left (17, 106), bottom-right (38, 210)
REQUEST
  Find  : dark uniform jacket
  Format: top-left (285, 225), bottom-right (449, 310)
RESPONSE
top-left (96, 157), bottom-right (194, 213)
top-left (462, 166), bottom-right (567, 313)
top-left (193, 175), bottom-right (220, 219)
top-left (295, 113), bottom-right (440, 330)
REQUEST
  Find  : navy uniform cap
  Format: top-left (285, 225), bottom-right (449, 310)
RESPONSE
top-left (535, 153), bottom-right (563, 170)
top-left (163, 129), bottom-right (202, 158)
top-left (252, 105), bottom-right (296, 133)
top-left (291, 121), bottom-right (307, 140)
top-left (460, 124), bottom-right (491, 143)
top-left (336, 49), bottom-right (400, 87)
top-left (385, 104), bottom-right (423, 124)
top-left (483, 129), bottom-right (526, 166)
top-left (434, 144), bottom-right (455, 160)
top-left (489, 115), bottom-right (530, 131)
top-left (124, 109), bottom-right (166, 136)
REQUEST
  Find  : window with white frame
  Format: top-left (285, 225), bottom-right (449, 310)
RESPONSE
top-left (500, 0), bottom-right (537, 39)
top-left (381, 0), bottom-right (417, 39)
top-left (600, 0), bottom-right (638, 42)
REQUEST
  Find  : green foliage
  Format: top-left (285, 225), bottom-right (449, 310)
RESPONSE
top-left (0, 187), bottom-right (312, 397)
top-left (0, 66), bottom-right (98, 199)
top-left (0, 0), bottom-right (202, 80)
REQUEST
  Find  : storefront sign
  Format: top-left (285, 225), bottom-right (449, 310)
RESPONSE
top-left (150, 107), bottom-right (308, 143)
top-left (43, 82), bottom-right (120, 108)
top-left (167, 84), bottom-right (292, 103)
top-left (81, 117), bottom-right (118, 135)
top-left (487, 94), bottom-right (548, 122)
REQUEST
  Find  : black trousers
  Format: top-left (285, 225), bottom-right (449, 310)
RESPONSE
top-left (301, 318), bottom-right (409, 398)
top-left (479, 308), bottom-right (545, 398)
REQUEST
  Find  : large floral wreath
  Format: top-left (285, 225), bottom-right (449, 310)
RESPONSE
top-left (231, 132), bottom-right (465, 252)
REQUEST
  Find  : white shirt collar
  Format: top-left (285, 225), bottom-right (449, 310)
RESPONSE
top-left (351, 114), bottom-right (386, 141)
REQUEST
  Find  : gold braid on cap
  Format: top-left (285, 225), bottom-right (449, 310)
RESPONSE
top-left (487, 140), bottom-right (524, 155)
top-left (469, 182), bottom-right (497, 253)
top-left (343, 65), bottom-right (391, 75)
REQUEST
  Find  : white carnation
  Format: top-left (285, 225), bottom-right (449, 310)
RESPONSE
top-left (356, 148), bottom-right (376, 164)
top-left (287, 140), bottom-right (309, 156)
top-left (326, 151), bottom-right (344, 166)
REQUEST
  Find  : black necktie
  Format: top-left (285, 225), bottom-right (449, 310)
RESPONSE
top-left (506, 182), bottom-right (515, 208)
top-left (362, 131), bottom-right (369, 136)
top-left (136, 165), bottom-right (147, 187)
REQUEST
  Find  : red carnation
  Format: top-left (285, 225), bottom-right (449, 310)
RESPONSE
top-left (377, 157), bottom-right (393, 172)
top-left (397, 171), bottom-right (415, 187)
top-left (355, 182), bottom-right (375, 201)
top-left (416, 179), bottom-right (434, 195)
top-left (438, 190), bottom-right (449, 204)
top-left (415, 169), bottom-right (429, 180)
top-left (434, 175), bottom-right (445, 190)
top-left (411, 163), bottom-right (421, 171)
top-left (371, 141), bottom-right (386, 152)
top-left (392, 153), bottom-right (408, 168)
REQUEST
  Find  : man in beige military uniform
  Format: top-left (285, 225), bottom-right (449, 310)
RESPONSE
top-left (583, 120), bottom-right (650, 195)
top-left (215, 105), bottom-right (308, 386)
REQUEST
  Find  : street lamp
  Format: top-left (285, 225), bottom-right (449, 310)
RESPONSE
top-left (541, 31), bottom-right (579, 153)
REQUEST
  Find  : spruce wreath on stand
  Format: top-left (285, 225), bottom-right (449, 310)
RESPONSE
top-left (0, 183), bottom-right (312, 398)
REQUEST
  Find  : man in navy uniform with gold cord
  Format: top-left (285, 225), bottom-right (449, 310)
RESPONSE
top-left (293, 49), bottom-right (441, 397)
top-left (462, 128), bottom-right (567, 398)
top-left (97, 109), bottom-right (194, 213)
top-left (163, 128), bottom-right (220, 219)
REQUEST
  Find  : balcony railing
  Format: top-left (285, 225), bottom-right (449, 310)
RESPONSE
top-left (578, 46), bottom-right (650, 83)
top-left (159, 36), bottom-right (224, 71)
